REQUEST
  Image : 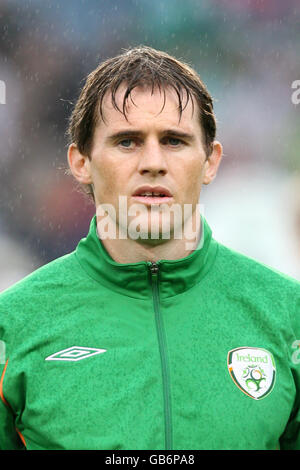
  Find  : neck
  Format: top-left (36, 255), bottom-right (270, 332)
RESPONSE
top-left (96, 212), bottom-right (202, 263)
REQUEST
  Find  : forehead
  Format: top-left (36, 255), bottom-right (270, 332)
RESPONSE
top-left (98, 83), bottom-right (200, 133)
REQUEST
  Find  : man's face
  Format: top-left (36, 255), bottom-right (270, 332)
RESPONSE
top-left (77, 84), bottom-right (221, 242)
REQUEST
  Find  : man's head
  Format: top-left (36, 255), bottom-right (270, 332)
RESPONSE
top-left (67, 46), bottom-right (222, 242)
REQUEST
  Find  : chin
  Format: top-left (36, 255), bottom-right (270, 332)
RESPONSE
top-left (127, 218), bottom-right (174, 243)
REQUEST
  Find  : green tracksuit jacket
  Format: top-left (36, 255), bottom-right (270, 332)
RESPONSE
top-left (0, 214), bottom-right (299, 450)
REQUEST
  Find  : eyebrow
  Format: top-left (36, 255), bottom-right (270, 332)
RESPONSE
top-left (106, 129), bottom-right (195, 143)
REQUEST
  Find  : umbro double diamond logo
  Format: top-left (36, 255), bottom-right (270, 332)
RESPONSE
top-left (45, 346), bottom-right (107, 362)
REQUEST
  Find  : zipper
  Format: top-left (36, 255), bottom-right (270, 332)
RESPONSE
top-left (149, 261), bottom-right (173, 450)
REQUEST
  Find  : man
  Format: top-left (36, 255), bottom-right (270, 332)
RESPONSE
top-left (0, 46), bottom-right (299, 450)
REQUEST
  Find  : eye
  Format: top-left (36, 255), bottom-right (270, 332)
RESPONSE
top-left (119, 139), bottom-right (134, 148)
top-left (164, 137), bottom-right (184, 146)
top-left (169, 138), bottom-right (181, 145)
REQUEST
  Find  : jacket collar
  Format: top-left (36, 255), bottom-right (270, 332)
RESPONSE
top-left (76, 214), bottom-right (218, 299)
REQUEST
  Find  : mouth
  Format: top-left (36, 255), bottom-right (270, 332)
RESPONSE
top-left (132, 186), bottom-right (173, 205)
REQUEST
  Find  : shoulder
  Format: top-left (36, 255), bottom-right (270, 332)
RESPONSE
top-left (0, 251), bottom-right (79, 299)
top-left (214, 240), bottom-right (300, 318)
top-left (0, 250), bottom-right (83, 329)
top-left (215, 240), bottom-right (300, 292)
top-left (214, 241), bottom-right (300, 335)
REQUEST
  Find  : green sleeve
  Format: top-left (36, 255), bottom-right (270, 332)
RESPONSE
top-left (279, 342), bottom-right (300, 450)
top-left (0, 399), bottom-right (25, 450)
top-left (0, 356), bottom-right (25, 450)
top-left (280, 293), bottom-right (300, 450)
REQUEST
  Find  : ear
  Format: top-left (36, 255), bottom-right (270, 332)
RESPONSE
top-left (67, 143), bottom-right (93, 185)
top-left (202, 140), bottom-right (223, 185)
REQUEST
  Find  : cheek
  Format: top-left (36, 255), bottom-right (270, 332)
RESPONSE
top-left (180, 160), bottom-right (204, 192)
top-left (91, 158), bottom-right (118, 190)
top-left (92, 160), bottom-right (133, 206)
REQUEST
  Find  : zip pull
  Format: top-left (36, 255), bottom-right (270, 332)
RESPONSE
top-left (149, 261), bottom-right (159, 275)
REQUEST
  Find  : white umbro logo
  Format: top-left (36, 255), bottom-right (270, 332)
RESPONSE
top-left (45, 346), bottom-right (107, 362)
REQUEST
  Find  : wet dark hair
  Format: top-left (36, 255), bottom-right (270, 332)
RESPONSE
top-left (67, 45), bottom-right (217, 200)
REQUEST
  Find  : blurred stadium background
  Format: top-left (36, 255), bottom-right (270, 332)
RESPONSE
top-left (0, 0), bottom-right (299, 291)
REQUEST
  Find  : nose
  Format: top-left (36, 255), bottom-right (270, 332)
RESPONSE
top-left (137, 138), bottom-right (168, 176)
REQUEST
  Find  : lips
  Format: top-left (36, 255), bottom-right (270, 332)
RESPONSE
top-left (132, 185), bottom-right (173, 205)
top-left (133, 186), bottom-right (172, 197)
